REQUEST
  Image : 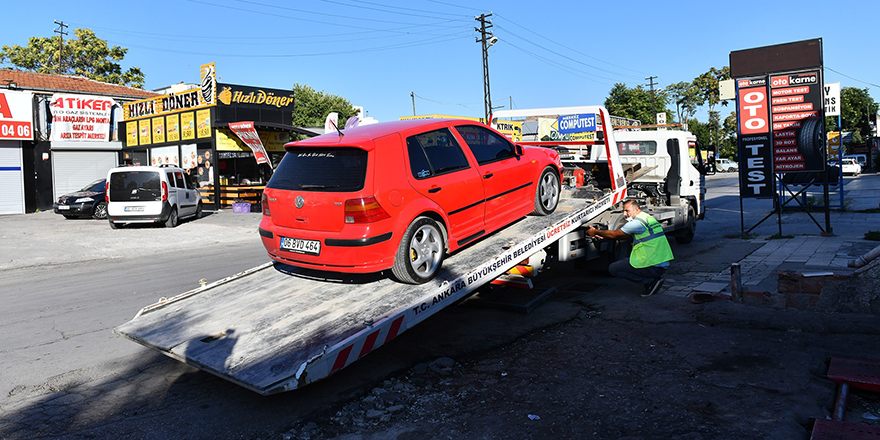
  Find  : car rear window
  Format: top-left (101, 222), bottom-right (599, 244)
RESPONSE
top-left (109, 171), bottom-right (162, 202)
top-left (267, 147), bottom-right (367, 192)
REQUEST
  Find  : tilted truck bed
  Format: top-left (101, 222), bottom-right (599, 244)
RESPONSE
top-left (115, 190), bottom-right (621, 395)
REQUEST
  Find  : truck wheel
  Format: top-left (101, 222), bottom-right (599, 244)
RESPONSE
top-left (92, 202), bottom-right (108, 219)
top-left (675, 205), bottom-right (696, 244)
top-left (534, 167), bottom-right (560, 215)
top-left (164, 207), bottom-right (179, 228)
top-left (392, 217), bottom-right (445, 284)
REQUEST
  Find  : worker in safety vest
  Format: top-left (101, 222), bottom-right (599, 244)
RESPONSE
top-left (586, 200), bottom-right (673, 297)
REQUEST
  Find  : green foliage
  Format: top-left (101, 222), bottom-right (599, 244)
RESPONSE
top-left (0, 28), bottom-right (144, 88)
top-left (687, 118), bottom-right (710, 147)
top-left (665, 81), bottom-right (700, 125)
top-left (720, 111), bottom-right (738, 159)
top-left (839, 87), bottom-right (877, 144)
top-left (291, 83), bottom-right (358, 128)
top-left (604, 83), bottom-right (673, 126)
top-left (692, 66), bottom-right (730, 112)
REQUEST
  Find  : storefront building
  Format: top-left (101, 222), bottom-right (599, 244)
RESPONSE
top-left (0, 69), bottom-right (158, 214)
top-left (119, 64), bottom-right (314, 210)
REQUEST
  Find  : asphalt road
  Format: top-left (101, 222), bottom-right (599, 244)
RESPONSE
top-left (0, 173), bottom-right (875, 439)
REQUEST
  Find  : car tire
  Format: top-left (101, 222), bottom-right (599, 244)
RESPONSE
top-left (195, 202), bottom-right (203, 219)
top-left (165, 207), bottom-right (179, 228)
top-left (109, 221), bottom-right (121, 229)
top-left (534, 167), bottom-right (560, 216)
top-left (392, 216), bottom-right (446, 284)
top-left (92, 202), bottom-right (108, 220)
top-left (675, 205), bottom-right (696, 244)
top-left (798, 118), bottom-right (824, 170)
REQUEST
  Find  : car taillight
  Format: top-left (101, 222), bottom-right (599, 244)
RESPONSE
top-left (344, 197), bottom-right (390, 224)
top-left (261, 192), bottom-right (270, 216)
top-left (162, 181), bottom-right (168, 202)
top-left (105, 185), bottom-right (110, 202)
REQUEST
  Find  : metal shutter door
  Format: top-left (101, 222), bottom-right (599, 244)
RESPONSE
top-left (52, 151), bottom-right (118, 200)
top-left (0, 142), bottom-right (24, 215)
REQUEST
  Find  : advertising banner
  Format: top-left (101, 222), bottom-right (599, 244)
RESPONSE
top-left (49, 94), bottom-right (115, 142)
top-left (150, 145), bottom-right (178, 167)
top-left (126, 121), bottom-right (138, 146)
top-left (166, 114), bottom-right (180, 142)
top-left (196, 109), bottom-right (211, 138)
top-left (736, 77), bottom-right (774, 198)
top-left (228, 121), bottom-right (269, 164)
top-left (0, 90), bottom-right (34, 140)
top-left (768, 70), bottom-right (824, 172)
top-left (181, 112), bottom-right (195, 140)
top-left (824, 82), bottom-right (840, 117)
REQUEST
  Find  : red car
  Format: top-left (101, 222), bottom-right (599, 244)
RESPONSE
top-left (259, 118), bottom-right (562, 284)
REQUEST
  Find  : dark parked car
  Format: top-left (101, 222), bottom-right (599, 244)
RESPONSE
top-left (54, 179), bottom-right (108, 219)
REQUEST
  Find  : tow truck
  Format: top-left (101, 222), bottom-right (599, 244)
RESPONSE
top-left (116, 106), bottom-right (691, 395)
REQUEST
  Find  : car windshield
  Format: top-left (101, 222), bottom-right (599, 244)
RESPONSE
top-left (80, 179), bottom-right (106, 192)
top-left (267, 147), bottom-right (368, 192)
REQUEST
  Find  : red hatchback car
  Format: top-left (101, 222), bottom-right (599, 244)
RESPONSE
top-left (259, 118), bottom-right (562, 284)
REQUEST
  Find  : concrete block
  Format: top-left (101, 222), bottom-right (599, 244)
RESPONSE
top-left (786, 292), bottom-right (820, 310)
top-left (799, 277), bottom-right (825, 295)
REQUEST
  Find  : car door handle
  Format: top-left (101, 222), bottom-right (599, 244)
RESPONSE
top-left (428, 187), bottom-right (442, 193)
top-left (483, 173), bottom-right (494, 179)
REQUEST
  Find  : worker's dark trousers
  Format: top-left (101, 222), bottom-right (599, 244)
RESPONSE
top-left (609, 259), bottom-right (666, 287)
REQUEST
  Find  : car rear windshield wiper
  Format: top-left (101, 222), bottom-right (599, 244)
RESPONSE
top-left (298, 184), bottom-right (340, 189)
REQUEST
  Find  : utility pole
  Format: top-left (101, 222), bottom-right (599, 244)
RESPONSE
top-left (411, 92), bottom-right (416, 116)
top-left (475, 13), bottom-right (495, 124)
top-left (53, 20), bottom-right (68, 74)
top-left (645, 75), bottom-right (657, 124)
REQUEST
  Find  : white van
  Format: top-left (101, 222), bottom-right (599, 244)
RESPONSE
top-left (106, 165), bottom-right (203, 229)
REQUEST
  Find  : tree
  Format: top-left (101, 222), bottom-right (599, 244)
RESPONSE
top-left (665, 81), bottom-right (700, 127)
top-left (825, 86), bottom-right (878, 146)
top-left (0, 28), bottom-right (144, 88)
top-left (719, 111), bottom-right (738, 159)
top-left (604, 83), bottom-right (672, 126)
top-left (692, 66), bottom-right (730, 146)
top-left (291, 83), bottom-right (358, 128)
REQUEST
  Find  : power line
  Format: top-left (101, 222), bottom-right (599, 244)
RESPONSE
top-left (317, 0), bottom-right (469, 19)
top-left (501, 40), bottom-right (614, 87)
top-left (826, 67), bottom-right (880, 89)
top-left (425, 0), bottom-right (485, 13)
top-left (186, 0), bottom-right (467, 31)
top-left (105, 31), bottom-right (470, 58)
top-left (412, 92), bottom-right (479, 108)
top-left (493, 12), bottom-right (648, 78)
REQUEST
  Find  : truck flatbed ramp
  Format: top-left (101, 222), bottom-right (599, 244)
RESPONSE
top-left (116, 192), bottom-right (623, 395)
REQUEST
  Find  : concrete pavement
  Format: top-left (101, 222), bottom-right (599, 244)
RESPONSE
top-left (661, 172), bottom-right (880, 299)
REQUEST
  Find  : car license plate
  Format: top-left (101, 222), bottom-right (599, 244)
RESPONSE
top-left (58, 205), bottom-right (70, 210)
top-left (280, 236), bottom-right (321, 255)
top-left (124, 206), bottom-right (145, 212)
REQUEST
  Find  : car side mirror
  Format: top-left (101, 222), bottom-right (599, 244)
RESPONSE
top-left (515, 145), bottom-right (524, 156)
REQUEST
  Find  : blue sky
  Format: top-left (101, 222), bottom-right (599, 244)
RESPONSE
top-left (3, 0), bottom-right (878, 123)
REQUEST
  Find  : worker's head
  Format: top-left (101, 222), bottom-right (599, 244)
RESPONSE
top-left (623, 200), bottom-right (641, 221)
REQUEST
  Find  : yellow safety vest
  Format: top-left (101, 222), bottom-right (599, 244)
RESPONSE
top-left (630, 212), bottom-right (674, 268)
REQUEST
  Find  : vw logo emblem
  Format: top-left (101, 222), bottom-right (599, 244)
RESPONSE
top-left (295, 196), bottom-right (304, 209)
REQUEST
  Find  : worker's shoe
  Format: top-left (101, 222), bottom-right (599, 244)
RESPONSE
top-left (642, 278), bottom-right (664, 297)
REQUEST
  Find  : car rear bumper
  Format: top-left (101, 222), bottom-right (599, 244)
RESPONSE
top-left (259, 221), bottom-right (397, 274)
top-left (108, 202), bottom-right (172, 224)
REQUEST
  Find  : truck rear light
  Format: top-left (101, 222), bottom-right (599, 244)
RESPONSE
top-left (344, 197), bottom-right (390, 224)
top-left (262, 192), bottom-right (270, 216)
top-left (106, 185), bottom-right (110, 202)
top-left (162, 181), bottom-right (168, 202)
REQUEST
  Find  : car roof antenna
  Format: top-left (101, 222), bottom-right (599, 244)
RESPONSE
top-left (330, 119), bottom-right (344, 138)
